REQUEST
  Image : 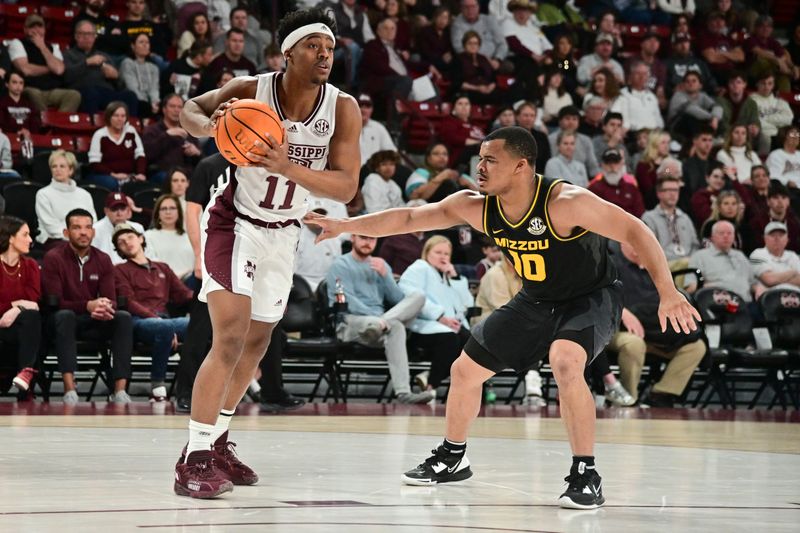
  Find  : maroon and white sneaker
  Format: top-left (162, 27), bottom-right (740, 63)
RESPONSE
top-left (212, 431), bottom-right (259, 485)
top-left (174, 450), bottom-right (233, 499)
top-left (12, 367), bottom-right (37, 392)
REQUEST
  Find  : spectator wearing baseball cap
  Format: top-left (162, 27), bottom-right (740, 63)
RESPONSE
top-left (749, 221), bottom-right (800, 290)
top-left (113, 221), bottom-right (193, 402)
top-left (666, 30), bottom-right (717, 96)
top-left (358, 93), bottom-right (397, 166)
top-left (576, 32), bottom-right (624, 87)
top-left (748, 181), bottom-right (800, 253)
top-left (93, 192), bottom-right (146, 265)
top-left (7, 14), bottom-right (81, 112)
top-left (588, 148), bottom-right (645, 217)
top-left (547, 105), bottom-right (601, 177)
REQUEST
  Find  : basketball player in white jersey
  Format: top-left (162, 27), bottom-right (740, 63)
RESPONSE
top-left (174, 8), bottom-right (361, 498)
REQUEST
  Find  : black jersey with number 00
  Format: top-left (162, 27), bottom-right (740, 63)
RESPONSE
top-left (482, 174), bottom-right (617, 302)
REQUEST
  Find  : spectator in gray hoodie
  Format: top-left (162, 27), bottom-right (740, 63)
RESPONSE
top-left (667, 71), bottom-right (723, 144)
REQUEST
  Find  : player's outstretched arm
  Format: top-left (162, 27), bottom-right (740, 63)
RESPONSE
top-left (179, 77), bottom-right (258, 138)
top-left (549, 184), bottom-right (702, 334)
top-left (303, 190), bottom-right (485, 243)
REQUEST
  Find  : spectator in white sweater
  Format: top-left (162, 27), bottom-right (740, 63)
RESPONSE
top-left (748, 73), bottom-right (794, 153)
top-left (35, 150), bottom-right (97, 247)
top-left (544, 131), bottom-right (589, 187)
top-left (658, 0), bottom-right (695, 15)
top-left (611, 60), bottom-right (663, 133)
top-left (766, 126), bottom-right (800, 189)
top-left (716, 124), bottom-right (762, 184)
top-left (362, 151), bottom-right (406, 214)
top-left (143, 194), bottom-right (194, 281)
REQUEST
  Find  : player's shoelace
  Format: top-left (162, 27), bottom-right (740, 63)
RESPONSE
top-left (216, 441), bottom-right (245, 467)
top-left (420, 447), bottom-right (455, 469)
top-left (563, 472), bottom-right (591, 493)
top-left (188, 459), bottom-right (219, 479)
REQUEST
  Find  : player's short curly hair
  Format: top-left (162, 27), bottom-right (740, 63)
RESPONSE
top-left (277, 7), bottom-right (337, 47)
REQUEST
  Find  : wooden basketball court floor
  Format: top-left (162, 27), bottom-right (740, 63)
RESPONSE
top-left (0, 403), bottom-right (798, 532)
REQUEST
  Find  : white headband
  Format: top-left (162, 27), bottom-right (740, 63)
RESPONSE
top-left (280, 23), bottom-right (336, 55)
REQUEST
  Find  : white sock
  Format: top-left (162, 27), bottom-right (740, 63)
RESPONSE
top-left (212, 409), bottom-right (235, 442)
top-left (186, 419), bottom-right (216, 460)
top-left (248, 378), bottom-right (261, 394)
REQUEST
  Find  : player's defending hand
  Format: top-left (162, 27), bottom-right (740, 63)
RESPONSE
top-left (247, 134), bottom-right (291, 174)
top-left (302, 211), bottom-right (345, 243)
top-left (658, 289), bottom-right (702, 334)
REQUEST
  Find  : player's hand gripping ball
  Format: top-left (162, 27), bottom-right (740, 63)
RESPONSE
top-left (215, 99), bottom-right (285, 166)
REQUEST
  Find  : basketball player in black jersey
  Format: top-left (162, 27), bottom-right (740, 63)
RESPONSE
top-left (304, 127), bottom-right (700, 509)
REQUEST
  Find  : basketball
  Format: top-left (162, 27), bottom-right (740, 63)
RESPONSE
top-left (215, 99), bottom-right (285, 166)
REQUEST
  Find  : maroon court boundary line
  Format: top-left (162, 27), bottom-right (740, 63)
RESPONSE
top-left (0, 403), bottom-right (798, 423)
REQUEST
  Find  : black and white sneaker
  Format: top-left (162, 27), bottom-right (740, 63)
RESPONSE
top-left (558, 462), bottom-right (605, 509)
top-left (401, 445), bottom-right (473, 486)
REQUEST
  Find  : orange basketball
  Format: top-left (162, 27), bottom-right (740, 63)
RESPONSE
top-left (215, 99), bottom-right (285, 166)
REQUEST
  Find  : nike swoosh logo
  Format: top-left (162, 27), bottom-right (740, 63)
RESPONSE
top-left (492, 229), bottom-right (504, 234)
top-left (447, 459), bottom-right (461, 474)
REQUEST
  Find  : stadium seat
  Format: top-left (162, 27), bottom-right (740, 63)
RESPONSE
top-left (39, 5), bottom-right (78, 44)
top-left (0, 4), bottom-right (38, 39)
top-left (79, 183), bottom-right (113, 218)
top-left (694, 287), bottom-right (789, 409)
top-left (29, 134), bottom-right (75, 152)
top-left (41, 111), bottom-right (96, 135)
top-left (778, 92), bottom-right (800, 116)
top-left (395, 100), bottom-right (440, 154)
top-left (282, 275), bottom-right (343, 402)
top-left (759, 288), bottom-right (800, 409)
top-left (2, 181), bottom-right (44, 238)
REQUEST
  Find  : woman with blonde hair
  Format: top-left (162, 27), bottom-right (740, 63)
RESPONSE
top-left (35, 150), bottom-right (97, 248)
top-left (398, 235), bottom-right (474, 394)
top-left (635, 129), bottom-right (671, 208)
top-left (699, 190), bottom-right (746, 248)
top-left (716, 125), bottom-right (762, 184)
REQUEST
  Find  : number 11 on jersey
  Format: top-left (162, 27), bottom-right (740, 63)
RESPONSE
top-left (259, 175), bottom-right (297, 210)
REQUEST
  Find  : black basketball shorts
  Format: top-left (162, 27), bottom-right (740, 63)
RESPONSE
top-left (465, 280), bottom-right (623, 373)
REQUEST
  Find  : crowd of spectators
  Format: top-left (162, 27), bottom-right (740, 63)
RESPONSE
top-left (1, 0), bottom-right (800, 407)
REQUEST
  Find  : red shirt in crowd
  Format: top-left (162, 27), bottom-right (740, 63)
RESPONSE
top-left (41, 243), bottom-right (117, 314)
top-left (0, 256), bottom-right (41, 315)
top-left (748, 210), bottom-right (800, 252)
top-left (588, 174), bottom-right (645, 217)
top-left (88, 125), bottom-right (147, 176)
top-left (437, 115), bottom-right (484, 167)
top-left (0, 94), bottom-right (42, 134)
top-left (114, 260), bottom-right (192, 318)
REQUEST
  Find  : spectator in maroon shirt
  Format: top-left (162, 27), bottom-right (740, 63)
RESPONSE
top-left (745, 15), bottom-right (800, 92)
top-left (437, 94), bottom-right (485, 168)
top-left (0, 71), bottom-right (41, 140)
top-left (198, 28), bottom-right (256, 95)
top-left (414, 7), bottom-right (455, 75)
top-left (744, 165), bottom-right (771, 221)
top-left (378, 229), bottom-right (425, 276)
top-left (42, 208), bottom-right (133, 404)
top-left (698, 11), bottom-right (745, 88)
top-left (381, 0), bottom-right (412, 51)
top-left (142, 94), bottom-right (201, 183)
top-left (749, 181), bottom-right (800, 253)
top-left (87, 101), bottom-right (147, 191)
top-left (453, 31), bottom-right (498, 105)
top-left (0, 216), bottom-right (41, 394)
top-left (113, 223), bottom-right (192, 402)
top-left (690, 162), bottom-right (727, 228)
top-left (588, 148), bottom-right (645, 218)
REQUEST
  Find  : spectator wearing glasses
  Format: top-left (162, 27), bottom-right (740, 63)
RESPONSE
top-left (642, 169), bottom-right (700, 268)
top-left (144, 194), bottom-right (194, 282)
top-left (63, 21), bottom-right (139, 116)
